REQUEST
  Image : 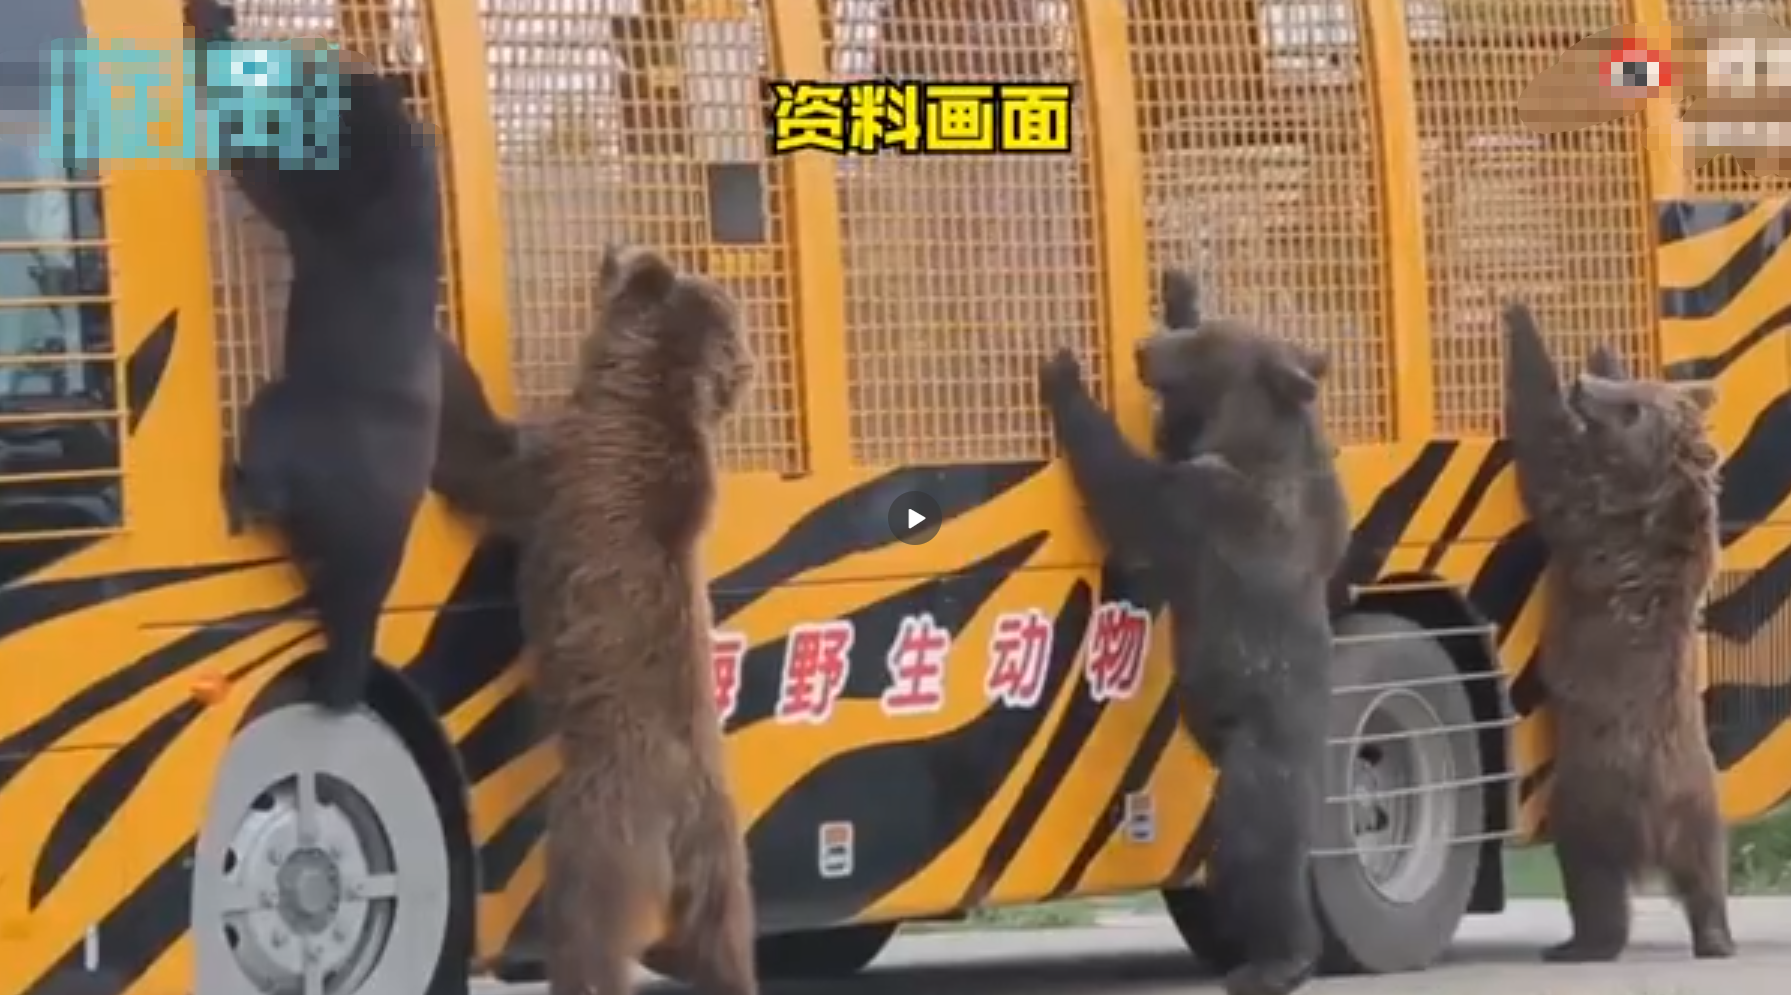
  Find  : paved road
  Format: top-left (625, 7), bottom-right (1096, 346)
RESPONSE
top-left (476, 897), bottom-right (1791, 995)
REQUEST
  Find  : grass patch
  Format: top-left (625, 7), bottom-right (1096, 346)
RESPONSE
top-left (908, 900), bottom-right (1101, 932)
top-left (1502, 803), bottom-right (1791, 898)
top-left (1730, 804), bottom-right (1791, 894)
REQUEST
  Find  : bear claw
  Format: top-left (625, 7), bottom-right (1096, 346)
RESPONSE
top-left (1222, 958), bottom-right (1316, 995)
top-left (1692, 931), bottom-right (1736, 960)
top-left (1541, 938), bottom-right (1625, 963)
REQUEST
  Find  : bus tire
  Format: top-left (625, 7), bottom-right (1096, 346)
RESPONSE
top-left (192, 701), bottom-right (458, 995)
top-left (755, 923), bottom-right (898, 979)
top-left (1313, 612), bottom-right (1485, 975)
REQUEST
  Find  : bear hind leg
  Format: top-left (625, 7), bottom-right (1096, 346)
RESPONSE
top-left (660, 791), bottom-right (759, 995)
top-left (1208, 740), bottom-right (1320, 995)
top-left (1659, 787), bottom-right (1735, 959)
top-left (544, 787), bottom-right (669, 995)
top-left (1544, 833), bottom-right (1631, 963)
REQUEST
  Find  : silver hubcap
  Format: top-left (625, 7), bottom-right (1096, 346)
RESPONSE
top-left (195, 704), bottom-right (452, 995)
top-left (1346, 688), bottom-right (1455, 904)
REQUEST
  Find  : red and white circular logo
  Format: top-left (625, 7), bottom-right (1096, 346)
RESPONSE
top-left (1605, 39), bottom-right (1673, 92)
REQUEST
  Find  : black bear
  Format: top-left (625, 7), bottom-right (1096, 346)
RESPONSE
top-left (187, 0), bottom-right (443, 711)
top-left (1039, 290), bottom-right (1348, 995)
top-left (1502, 303), bottom-right (1732, 962)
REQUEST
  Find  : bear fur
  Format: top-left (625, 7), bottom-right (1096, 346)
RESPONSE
top-left (431, 335), bottom-right (542, 537)
top-left (1502, 303), bottom-right (1733, 962)
top-left (188, 0), bottom-right (443, 712)
top-left (519, 245), bottom-right (757, 995)
top-left (1038, 285), bottom-right (1349, 995)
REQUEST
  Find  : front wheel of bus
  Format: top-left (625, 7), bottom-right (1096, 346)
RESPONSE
top-left (1312, 612), bottom-right (1486, 974)
top-left (193, 702), bottom-right (456, 995)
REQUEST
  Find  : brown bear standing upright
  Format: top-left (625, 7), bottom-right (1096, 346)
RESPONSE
top-left (1502, 302), bottom-right (1733, 963)
top-left (1039, 291), bottom-right (1348, 995)
top-left (521, 244), bottom-right (758, 995)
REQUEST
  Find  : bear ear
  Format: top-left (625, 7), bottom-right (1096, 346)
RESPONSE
top-left (1261, 352), bottom-right (1320, 406)
top-left (1293, 343), bottom-right (1329, 382)
top-left (1679, 380), bottom-right (1718, 412)
top-left (1160, 269), bottom-right (1200, 330)
top-left (1586, 341), bottom-right (1631, 380)
top-left (598, 243), bottom-right (676, 305)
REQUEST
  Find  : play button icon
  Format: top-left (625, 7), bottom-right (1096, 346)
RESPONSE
top-left (888, 491), bottom-right (943, 545)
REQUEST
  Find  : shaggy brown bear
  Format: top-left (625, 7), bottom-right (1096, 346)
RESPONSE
top-left (1502, 302), bottom-right (1732, 962)
top-left (520, 245), bottom-right (758, 995)
top-left (1039, 292), bottom-right (1348, 995)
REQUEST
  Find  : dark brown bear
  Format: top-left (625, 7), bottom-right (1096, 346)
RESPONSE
top-left (522, 245), bottom-right (758, 995)
top-left (1502, 302), bottom-right (1732, 963)
top-left (1039, 290), bottom-right (1348, 995)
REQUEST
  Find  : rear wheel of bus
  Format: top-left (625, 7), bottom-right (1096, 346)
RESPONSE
top-left (1164, 612), bottom-right (1486, 975)
top-left (191, 699), bottom-right (462, 995)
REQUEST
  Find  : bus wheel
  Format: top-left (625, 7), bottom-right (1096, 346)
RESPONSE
top-left (756, 923), bottom-right (899, 979)
top-left (1313, 612), bottom-right (1485, 974)
top-left (192, 702), bottom-right (455, 995)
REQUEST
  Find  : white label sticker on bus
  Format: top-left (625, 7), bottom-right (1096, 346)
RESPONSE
top-left (1123, 790), bottom-right (1155, 844)
top-left (818, 820), bottom-right (855, 879)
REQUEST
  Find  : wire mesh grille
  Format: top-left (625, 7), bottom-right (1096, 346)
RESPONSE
top-left (1669, 0), bottom-right (1791, 199)
top-left (829, 0), bottom-right (1101, 464)
top-left (483, 0), bottom-right (801, 474)
top-left (1706, 569), bottom-right (1791, 763)
top-left (1130, 0), bottom-right (1390, 444)
top-left (0, 122), bottom-right (120, 538)
top-left (206, 0), bottom-right (456, 450)
top-left (1411, 0), bottom-right (1655, 437)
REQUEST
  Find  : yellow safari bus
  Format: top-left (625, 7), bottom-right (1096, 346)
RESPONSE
top-left (6, 0), bottom-right (1791, 993)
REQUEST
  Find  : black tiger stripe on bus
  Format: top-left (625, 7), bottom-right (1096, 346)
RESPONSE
top-left (0, 597), bottom-right (300, 790)
top-left (1338, 442), bottom-right (1456, 591)
top-left (1658, 198), bottom-right (1791, 322)
top-left (473, 532), bottom-right (1051, 901)
top-left (1421, 443), bottom-right (1512, 575)
top-left (29, 628), bottom-right (312, 906)
top-left (124, 311), bottom-right (177, 435)
top-left (744, 532), bottom-right (1075, 926)
top-left (0, 311), bottom-right (178, 592)
top-left (959, 560), bottom-right (1166, 909)
top-left (1466, 524), bottom-right (1547, 648)
top-left (0, 559), bottom-right (273, 643)
top-left (478, 793), bottom-right (546, 894)
top-left (1663, 300), bottom-right (1791, 383)
top-left (455, 679), bottom-right (540, 787)
top-left (710, 461), bottom-right (1046, 618)
top-left (1709, 684), bottom-right (1791, 771)
top-left (402, 537), bottom-right (523, 718)
top-left (24, 841), bottom-right (191, 995)
top-left (1713, 393), bottom-right (1791, 540)
top-left (954, 578), bottom-right (1099, 909)
top-left (1657, 199), bottom-right (1755, 247)
top-left (32, 701), bottom-right (203, 906)
top-left (1045, 696), bottom-right (1181, 901)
